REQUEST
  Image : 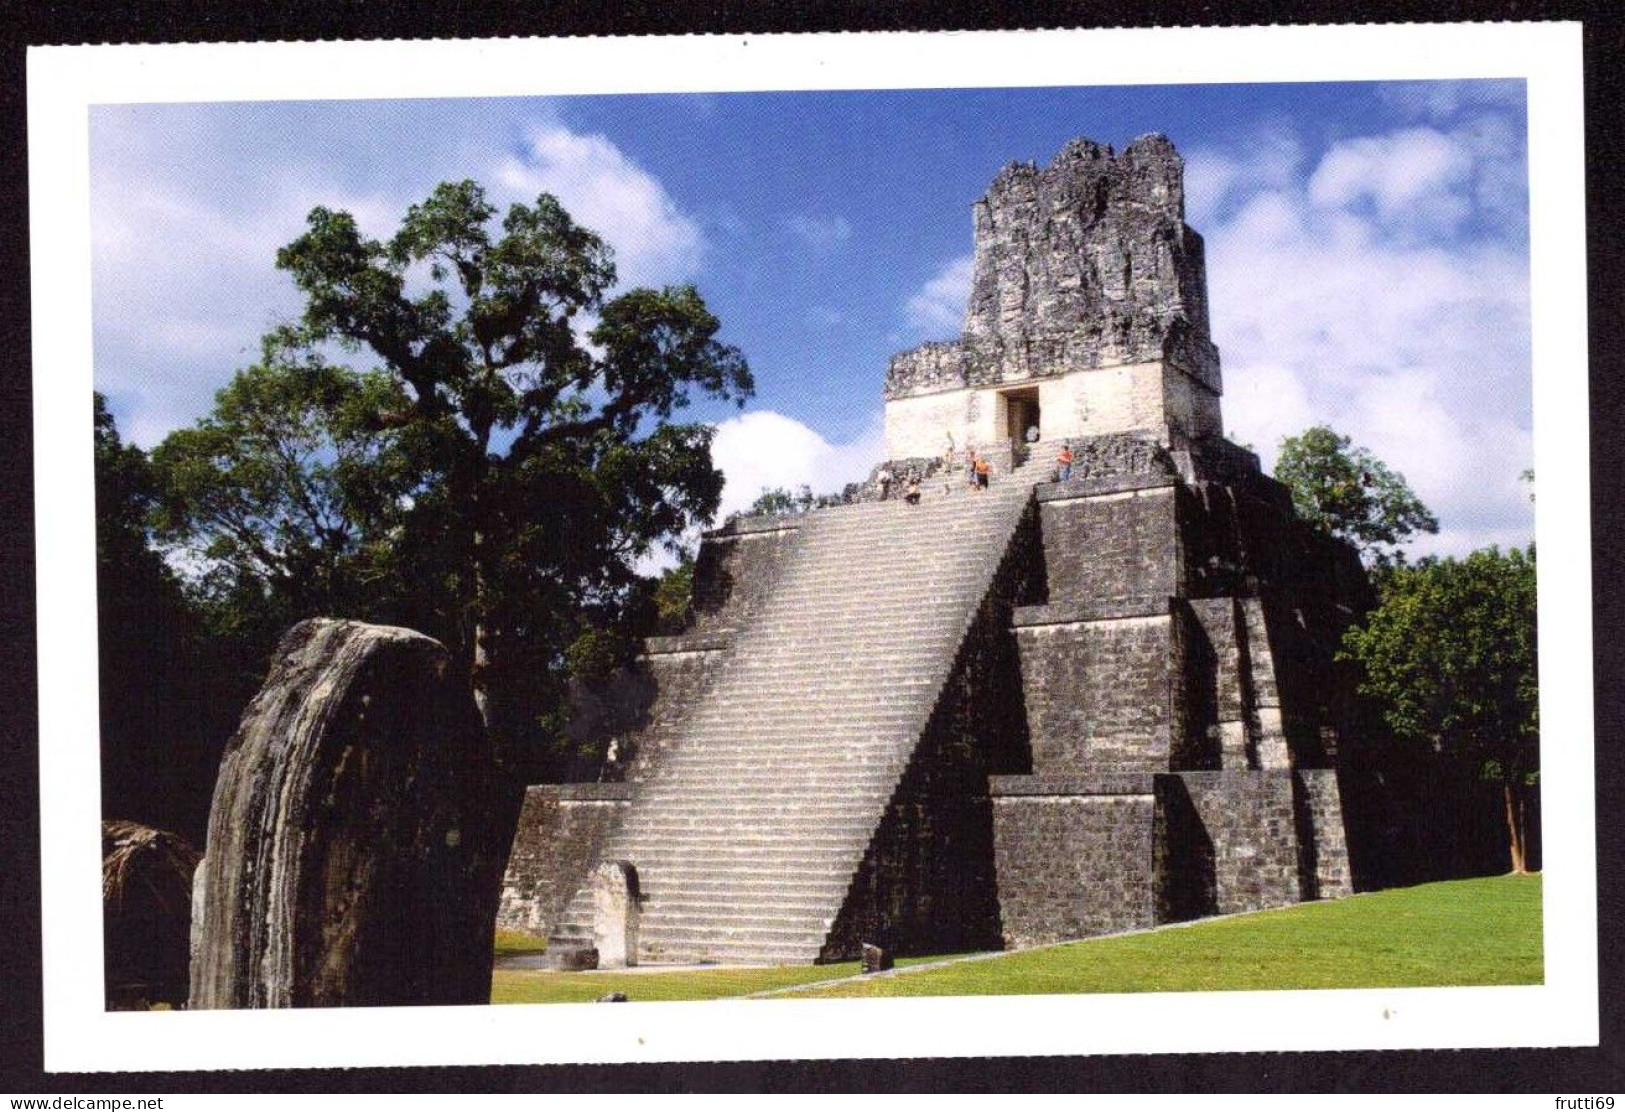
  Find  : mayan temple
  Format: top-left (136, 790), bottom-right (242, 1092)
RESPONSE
top-left (497, 133), bottom-right (1369, 965)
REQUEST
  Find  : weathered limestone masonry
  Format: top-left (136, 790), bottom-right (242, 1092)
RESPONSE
top-left (991, 432), bottom-right (1365, 948)
top-left (498, 133), bottom-right (1366, 963)
top-left (993, 429), bottom-right (1364, 947)
top-left (496, 512), bottom-right (798, 943)
top-left (885, 134), bottom-right (1221, 461)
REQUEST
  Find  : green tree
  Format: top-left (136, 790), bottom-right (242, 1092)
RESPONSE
top-left (1275, 425), bottom-right (1439, 566)
top-left (651, 556), bottom-right (696, 634)
top-left (160, 181), bottom-right (752, 769)
top-left (95, 394), bottom-right (234, 840)
top-left (744, 485), bottom-right (817, 517)
top-left (152, 345), bottom-right (416, 635)
top-left (1340, 546), bottom-right (1538, 872)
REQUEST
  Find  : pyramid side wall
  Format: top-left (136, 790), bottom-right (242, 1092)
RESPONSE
top-left (820, 499), bottom-right (1043, 961)
top-left (992, 444), bottom-right (1365, 948)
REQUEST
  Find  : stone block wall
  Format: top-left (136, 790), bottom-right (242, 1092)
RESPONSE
top-left (885, 359), bottom-right (1222, 464)
top-left (990, 775), bottom-right (1156, 947)
top-left (565, 632), bottom-right (730, 783)
top-left (1042, 361), bottom-right (1179, 444)
top-left (617, 636), bottom-right (730, 782)
top-left (1170, 771), bottom-right (1301, 915)
top-left (1152, 774), bottom-right (1216, 922)
top-left (883, 385), bottom-right (979, 463)
top-left (959, 135), bottom-right (1220, 389)
top-left (690, 515), bottom-right (804, 633)
top-left (496, 784), bottom-right (632, 937)
top-left (1162, 352), bottom-right (1224, 442)
top-left (1177, 596), bottom-right (1292, 771)
top-left (1014, 606), bottom-right (1176, 773)
top-left (499, 633), bottom-right (729, 937)
top-left (1293, 768), bottom-right (1354, 899)
top-left (1181, 597), bottom-right (1247, 768)
top-left (821, 500), bottom-right (1043, 960)
top-left (1037, 477), bottom-right (1182, 604)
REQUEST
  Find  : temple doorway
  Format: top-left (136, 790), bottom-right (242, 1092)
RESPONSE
top-left (1001, 387), bottom-right (1041, 446)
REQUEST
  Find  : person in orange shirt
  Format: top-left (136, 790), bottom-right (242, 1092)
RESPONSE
top-left (974, 454), bottom-right (991, 490)
top-left (1057, 443), bottom-right (1074, 482)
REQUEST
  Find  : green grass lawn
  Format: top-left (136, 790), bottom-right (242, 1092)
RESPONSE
top-left (490, 874), bottom-right (1541, 1004)
top-left (491, 955), bottom-right (958, 1004)
top-left (493, 928), bottom-right (549, 957)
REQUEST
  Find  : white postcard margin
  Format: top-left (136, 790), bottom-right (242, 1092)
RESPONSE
top-left (27, 23), bottom-right (1594, 1071)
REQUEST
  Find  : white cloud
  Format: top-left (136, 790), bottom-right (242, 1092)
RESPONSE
top-left (632, 410), bottom-right (884, 576)
top-left (709, 410), bottom-right (885, 522)
top-left (1184, 125), bottom-right (1303, 229)
top-left (1197, 121), bottom-right (1533, 561)
top-left (92, 113), bottom-right (707, 447)
top-left (783, 213), bottom-right (854, 252)
top-left (495, 124), bottom-right (705, 289)
top-left (904, 254), bottom-right (974, 336)
top-left (1308, 127), bottom-right (1475, 236)
top-left (91, 173), bottom-right (410, 445)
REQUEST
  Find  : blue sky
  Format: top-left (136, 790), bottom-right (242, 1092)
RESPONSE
top-left (90, 79), bottom-right (1531, 557)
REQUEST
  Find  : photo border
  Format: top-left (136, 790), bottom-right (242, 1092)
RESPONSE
top-left (27, 23), bottom-right (1594, 1072)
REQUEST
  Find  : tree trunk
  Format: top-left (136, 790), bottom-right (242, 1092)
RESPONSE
top-left (1503, 780), bottom-right (1527, 874)
top-left (467, 435), bottom-right (494, 731)
top-left (471, 525), bottom-right (492, 729)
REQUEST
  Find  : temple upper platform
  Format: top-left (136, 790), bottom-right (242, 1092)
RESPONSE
top-left (884, 134), bottom-right (1223, 460)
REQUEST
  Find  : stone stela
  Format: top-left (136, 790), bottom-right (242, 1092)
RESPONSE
top-left (498, 134), bottom-right (1365, 966)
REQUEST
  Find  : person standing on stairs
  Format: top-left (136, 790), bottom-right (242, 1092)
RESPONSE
top-left (943, 432), bottom-right (956, 495)
top-left (975, 454), bottom-right (991, 490)
top-left (1057, 443), bottom-right (1074, 483)
top-left (877, 463), bottom-right (894, 501)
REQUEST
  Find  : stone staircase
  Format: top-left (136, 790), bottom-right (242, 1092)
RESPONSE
top-left (547, 459), bottom-right (1039, 965)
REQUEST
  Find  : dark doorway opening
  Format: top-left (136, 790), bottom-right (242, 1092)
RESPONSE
top-left (1002, 387), bottom-right (1041, 460)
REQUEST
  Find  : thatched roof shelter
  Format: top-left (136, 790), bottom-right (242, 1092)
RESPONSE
top-left (102, 819), bottom-right (200, 1009)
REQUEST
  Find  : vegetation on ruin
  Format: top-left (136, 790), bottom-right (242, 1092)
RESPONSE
top-left (729, 483), bottom-right (847, 523)
top-left (487, 875), bottom-right (1541, 1003)
top-left (1275, 425), bottom-right (1439, 567)
top-left (1341, 547), bottom-right (1540, 873)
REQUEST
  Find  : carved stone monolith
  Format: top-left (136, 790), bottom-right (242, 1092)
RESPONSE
top-left (591, 860), bottom-right (641, 969)
top-left (861, 943), bottom-right (893, 974)
top-left (102, 820), bottom-right (200, 1009)
top-left (189, 619), bottom-right (525, 1009)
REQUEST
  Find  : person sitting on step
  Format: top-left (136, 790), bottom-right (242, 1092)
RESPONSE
top-left (974, 454), bottom-right (991, 490)
top-left (904, 473), bottom-right (921, 505)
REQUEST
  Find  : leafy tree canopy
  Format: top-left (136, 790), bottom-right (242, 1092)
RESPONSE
top-left (95, 395), bottom-right (241, 840)
top-left (155, 180), bottom-right (753, 766)
top-left (1275, 425), bottom-right (1439, 566)
top-left (744, 485), bottom-right (819, 518)
top-left (1340, 545), bottom-right (1538, 871)
top-left (151, 346), bottom-right (414, 628)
